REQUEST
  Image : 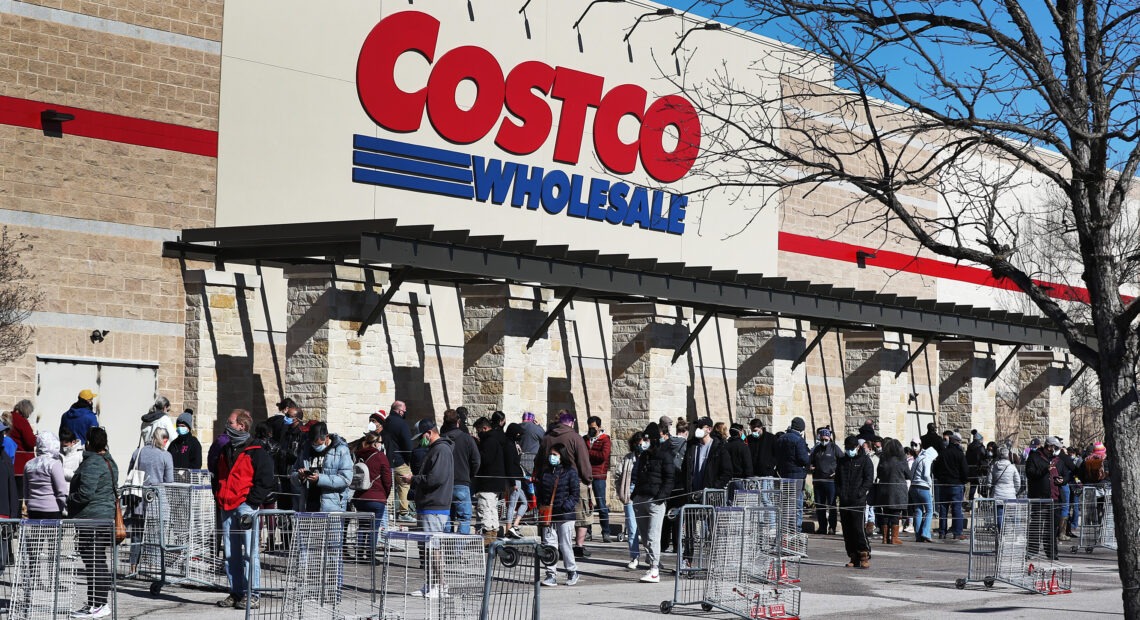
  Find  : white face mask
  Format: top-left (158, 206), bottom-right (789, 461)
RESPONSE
top-left (639, 441), bottom-right (650, 451)
top-left (694, 428), bottom-right (707, 440)
top-left (367, 422), bottom-right (378, 433)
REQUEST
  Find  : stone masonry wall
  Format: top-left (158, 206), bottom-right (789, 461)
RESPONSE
top-left (610, 304), bottom-right (690, 444)
top-left (735, 318), bottom-right (807, 433)
top-left (1017, 351), bottom-right (1071, 444)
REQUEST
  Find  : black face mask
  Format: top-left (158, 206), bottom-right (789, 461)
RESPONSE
top-left (588, 428), bottom-right (598, 438)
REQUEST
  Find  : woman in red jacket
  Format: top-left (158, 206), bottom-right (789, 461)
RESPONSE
top-left (352, 431), bottom-right (392, 558)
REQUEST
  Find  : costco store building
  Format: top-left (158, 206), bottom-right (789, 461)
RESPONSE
top-left (2, 0), bottom-right (1076, 473)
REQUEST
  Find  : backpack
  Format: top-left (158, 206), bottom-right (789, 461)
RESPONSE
top-left (350, 453), bottom-right (379, 491)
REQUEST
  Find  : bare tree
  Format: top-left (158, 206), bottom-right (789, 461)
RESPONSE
top-left (0, 229), bottom-right (40, 364)
top-left (665, 1), bottom-right (1140, 611)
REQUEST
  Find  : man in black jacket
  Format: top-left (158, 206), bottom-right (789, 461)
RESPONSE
top-left (810, 428), bottom-right (843, 535)
top-left (934, 432), bottom-right (970, 540)
top-left (265, 398), bottom-right (304, 512)
top-left (382, 401), bottom-right (415, 522)
top-left (681, 417), bottom-right (733, 502)
top-left (747, 419), bottom-right (777, 477)
top-left (1025, 436), bottom-right (1064, 559)
top-left (965, 430), bottom-right (988, 502)
top-left (474, 415), bottom-right (516, 541)
top-left (441, 409), bottom-right (480, 535)
top-left (724, 423), bottom-right (753, 502)
top-left (836, 435), bottom-right (874, 569)
top-left (919, 422), bottom-right (941, 451)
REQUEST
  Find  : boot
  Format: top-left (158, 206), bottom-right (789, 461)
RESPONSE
top-left (482, 528), bottom-right (498, 547)
top-left (845, 555), bottom-right (858, 568)
top-left (882, 529), bottom-right (890, 545)
top-left (1058, 519), bottom-right (1071, 541)
top-left (891, 525), bottom-right (903, 545)
top-left (857, 550), bottom-right (870, 569)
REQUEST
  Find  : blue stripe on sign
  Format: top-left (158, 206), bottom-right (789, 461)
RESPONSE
top-left (353, 134), bottom-right (471, 167)
top-left (353, 150), bottom-right (474, 184)
top-left (353, 167), bottom-right (475, 199)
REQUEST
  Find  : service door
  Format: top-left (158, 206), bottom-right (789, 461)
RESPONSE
top-left (36, 358), bottom-right (158, 482)
top-left (906, 411), bottom-right (936, 446)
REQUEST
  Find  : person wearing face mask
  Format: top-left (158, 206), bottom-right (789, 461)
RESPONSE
top-left (534, 411), bottom-right (593, 558)
top-left (747, 419), bottom-right (777, 477)
top-left (474, 414), bottom-right (517, 544)
top-left (58, 426), bottom-right (83, 482)
top-left (681, 417), bottom-right (733, 503)
top-left (631, 422), bottom-right (674, 584)
top-left (584, 416), bottom-right (612, 544)
top-left (909, 442), bottom-right (938, 542)
top-left (214, 409), bottom-right (274, 610)
top-left (289, 422), bottom-right (353, 513)
top-left (538, 445), bottom-right (581, 587)
top-left (836, 435), bottom-right (874, 569)
top-left (168, 410), bottom-right (203, 470)
top-left (266, 398), bottom-right (306, 516)
top-left (24, 431), bottom-right (68, 519)
top-left (724, 423), bottom-right (753, 500)
top-left (351, 431), bottom-right (392, 558)
top-left (775, 417), bottom-right (811, 531)
top-left (934, 432), bottom-right (970, 540)
top-left (616, 433), bottom-right (642, 570)
top-left (126, 427), bottom-right (174, 572)
top-left (810, 428), bottom-right (843, 535)
top-left (1025, 436), bottom-right (1065, 560)
top-left (440, 409), bottom-right (481, 536)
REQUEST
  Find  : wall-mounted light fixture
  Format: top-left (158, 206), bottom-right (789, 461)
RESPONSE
top-left (856, 250), bottom-right (877, 268)
top-left (671, 22), bottom-right (722, 55)
top-left (90, 330), bottom-right (109, 344)
top-left (41, 109), bottom-right (75, 138)
top-left (572, 0), bottom-right (624, 29)
top-left (624, 8), bottom-right (675, 42)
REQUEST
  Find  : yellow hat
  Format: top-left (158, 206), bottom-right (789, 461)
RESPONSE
top-left (78, 389), bottom-right (97, 401)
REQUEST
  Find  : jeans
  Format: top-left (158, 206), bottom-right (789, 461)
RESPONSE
top-left (451, 484), bottom-right (473, 534)
top-left (506, 481), bottom-right (528, 524)
top-left (623, 502), bottom-right (639, 560)
top-left (591, 479), bottom-right (610, 534)
top-left (1059, 484), bottom-right (1070, 519)
top-left (1068, 484), bottom-right (1080, 527)
top-left (937, 484), bottom-right (965, 537)
top-left (221, 504), bottom-right (260, 598)
top-left (475, 491), bottom-right (500, 532)
top-left (542, 521), bottom-right (577, 576)
top-left (633, 499), bottom-right (665, 570)
top-left (793, 479), bottom-right (805, 531)
top-left (813, 479), bottom-right (837, 533)
top-left (909, 486), bottom-right (933, 540)
top-left (354, 500), bottom-right (387, 549)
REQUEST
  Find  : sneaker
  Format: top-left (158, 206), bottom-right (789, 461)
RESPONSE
top-left (410, 585), bottom-right (443, 598)
top-left (69, 606), bottom-right (91, 618)
top-left (639, 569), bottom-right (660, 583)
top-left (541, 574), bottom-right (558, 587)
top-left (88, 606), bottom-right (110, 619)
top-left (626, 558), bottom-right (640, 570)
top-left (602, 533), bottom-right (613, 543)
top-left (566, 571), bottom-right (580, 586)
top-left (216, 595), bottom-right (238, 608)
top-left (234, 597), bottom-right (259, 610)
top-left (507, 526), bottom-right (523, 539)
top-left (397, 514), bottom-right (418, 524)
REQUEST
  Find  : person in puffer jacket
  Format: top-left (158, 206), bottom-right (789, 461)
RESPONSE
top-left (290, 422), bottom-right (353, 512)
top-left (908, 445), bottom-right (937, 542)
top-left (989, 445), bottom-right (1022, 526)
top-left (538, 445), bottom-right (581, 587)
top-left (631, 422), bottom-right (674, 584)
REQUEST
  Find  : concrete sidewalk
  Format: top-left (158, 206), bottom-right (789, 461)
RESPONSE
top-left (109, 531), bottom-right (1124, 619)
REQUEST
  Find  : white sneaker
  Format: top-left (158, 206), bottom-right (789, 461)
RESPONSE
top-left (626, 558), bottom-right (639, 570)
top-left (410, 585), bottom-right (442, 598)
top-left (69, 607), bottom-right (91, 619)
top-left (566, 571), bottom-right (580, 586)
top-left (639, 569), bottom-right (660, 583)
top-left (541, 574), bottom-right (558, 587)
top-left (88, 606), bottom-right (111, 619)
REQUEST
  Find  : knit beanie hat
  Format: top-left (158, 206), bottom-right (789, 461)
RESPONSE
top-left (790, 417), bottom-right (806, 432)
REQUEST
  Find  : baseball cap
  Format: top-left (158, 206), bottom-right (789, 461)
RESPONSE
top-left (694, 416), bottom-right (714, 429)
top-left (411, 418), bottom-right (437, 442)
top-left (818, 428), bottom-right (832, 439)
top-left (659, 415), bottom-right (674, 428)
top-left (522, 412), bottom-right (536, 422)
top-left (78, 389), bottom-right (96, 401)
top-left (1045, 436), bottom-right (1063, 448)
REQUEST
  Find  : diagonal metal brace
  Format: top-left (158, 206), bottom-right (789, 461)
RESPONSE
top-left (984, 344), bottom-right (1022, 387)
top-left (1062, 362), bottom-right (1089, 393)
top-left (672, 310), bottom-right (716, 364)
top-left (896, 336), bottom-right (932, 378)
top-left (526, 288), bottom-right (577, 349)
top-left (792, 325), bottom-right (830, 370)
top-left (357, 267), bottom-right (411, 336)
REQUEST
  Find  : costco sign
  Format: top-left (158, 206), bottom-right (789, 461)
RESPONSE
top-left (353, 10), bottom-right (699, 235)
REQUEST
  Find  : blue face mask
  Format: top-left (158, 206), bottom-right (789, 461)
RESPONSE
top-left (845, 449), bottom-right (857, 457)
top-left (177, 427), bottom-right (189, 436)
top-left (283, 416), bottom-right (294, 426)
top-left (313, 442), bottom-right (327, 453)
top-left (549, 454), bottom-right (561, 466)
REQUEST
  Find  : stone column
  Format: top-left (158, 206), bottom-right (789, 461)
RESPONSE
top-left (937, 341), bottom-right (997, 440)
top-left (284, 265), bottom-right (395, 434)
top-left (184, 269), bottom-right (259, 439)
top-left (610, 303), bottom-right (690, 442)
top-left (1016, 350), bottom-right (1071, 442)
top-left (460, 284), bottom-right (552, 418)
top-left (844, 331), bottom-right (910, 440)
top-left (735, 317), bottom-right (808, 432)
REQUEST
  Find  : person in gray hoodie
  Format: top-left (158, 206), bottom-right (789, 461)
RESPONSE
top-left (403, 418), bottom-right (455, 533)
top-left (909, 444), bottom-right (937, 542)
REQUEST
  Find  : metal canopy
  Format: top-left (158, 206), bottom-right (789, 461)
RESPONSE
top-left (162, 221), bottom-right (1090, 351)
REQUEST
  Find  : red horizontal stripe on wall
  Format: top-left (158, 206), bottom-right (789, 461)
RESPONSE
top-left (778, 232), bottom-right (1092, 303)
top-left (0, 95), bottom-right (217, 157)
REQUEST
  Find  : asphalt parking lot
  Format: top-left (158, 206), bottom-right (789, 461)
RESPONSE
top-left (109, 527), bottom-right (1124, 619)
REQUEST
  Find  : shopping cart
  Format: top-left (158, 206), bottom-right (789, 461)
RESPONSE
top-left (0, 518), bottom-right (119, 619)
top-left (245, 511), bottom-right (380, 619)
top-left (955, 498), bottom-right (998, 589)
top-left (480, 538), bottom-right (557, 619)
top-left (660, 504), bottom-right (716, 614)
top-left (701, 506), bottom-right (800, 619)
top-left (742, 478), bottom-right (807, 557)
top-left (380, 529), bottom-right (486, 619)
top-left (121, 483), bottom-right (225, 594)
top-left (1073, 484), bottom-right (1113, 553)
top-left (173, 468), bottom-right (212, 486)
top-left (730, 488), bottom-right (800, 585)
top-left (995, 499), bottom-right (1072, 595)
top-left (701, 489), bottom-right (727, 508)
